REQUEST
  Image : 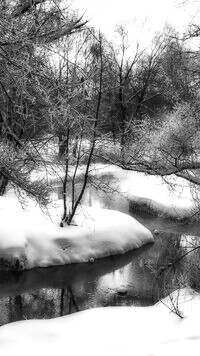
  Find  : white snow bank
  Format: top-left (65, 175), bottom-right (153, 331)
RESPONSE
top-left (0, 198), bottom-right (153, 270)
top-left (30, 162), bottom-right (195, 219)
top-left (0, 288), bottom-right (199, 356)
top-left (124, 173), bottom-right (194, 219)
top-left (92, 164), bottom-right (195, 219)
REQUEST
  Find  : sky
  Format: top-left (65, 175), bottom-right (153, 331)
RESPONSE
top-left (74, 0), bottom-right (198, 48)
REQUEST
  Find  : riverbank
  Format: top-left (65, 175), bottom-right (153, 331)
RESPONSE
top-left (0, 197), bottom-right (153, 270)
top-left (0, 287), bottom-right (199, 356)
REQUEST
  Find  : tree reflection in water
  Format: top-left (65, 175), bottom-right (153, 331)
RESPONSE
top-left (60, 287), bottom-right (79, 316)
top-left (0, 231), bottom-right (199, 326)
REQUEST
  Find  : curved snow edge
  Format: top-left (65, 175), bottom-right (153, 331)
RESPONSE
top-left (128, 195), bottom-right (194, 219)
top-left (0, 288), bottom-right (199, 356)
top-left (0, 205), bottom-right (154, 270)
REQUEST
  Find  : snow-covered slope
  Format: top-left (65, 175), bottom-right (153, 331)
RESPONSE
top-left (0, 198), bottom-right (153, 270)
top-left (92, 165), bottom-right (195, 219)
top-left (0, 288), bottom-right (199, 356)
top-left (31, 163), bottom-right (195, 219)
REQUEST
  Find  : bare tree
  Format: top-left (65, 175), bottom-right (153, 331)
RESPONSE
top-left (46, 28), bottom-right (104, 224)
top-left (0, 0), bottom-right (87, 204)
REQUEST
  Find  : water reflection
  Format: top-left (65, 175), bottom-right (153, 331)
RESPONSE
top-left (0, 232), bottom-right (198, 326)
top-left (55, 176), bottom-right (200, 236)
top-left (1, 173), bottom-right (200, 326)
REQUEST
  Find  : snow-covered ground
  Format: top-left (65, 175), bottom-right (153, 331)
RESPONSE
top-left (1, 162), bottom-right (197, 270)
top-left (31, 162), bottom-right (196, 219)
top-left (1, 163), bottom-right (200, 353)
top-left (0, 287), bottom-right (199, 356)
top-left (92, 164), bottom-right (195, 219)
top-left (0, 197), bottom-right (153, 270)
top-left (45, 163), bottom-right (195, 219)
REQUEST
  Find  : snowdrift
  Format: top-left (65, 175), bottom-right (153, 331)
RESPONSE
top-left (31, 163), bottom-right (196, 220)
top-left (0, 198), bottom-right (153, 270)
top-left (122, 172), bottom-right (195, 219)
top-left (92, 165), bottom-right (195, 219)
top-left (0, 288), bottom-right (199, 356)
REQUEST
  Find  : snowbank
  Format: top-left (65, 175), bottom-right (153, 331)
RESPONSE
top-left (0, 288), bottom-right (199, 356)
top-left (0, 198), bottom-right (153, 270)
top-left (92, 164), bottom-right (195, 219)
top-left (124, 173), bottom-right (194, 219)
top-left (31, 162), bottom-right (195, 219)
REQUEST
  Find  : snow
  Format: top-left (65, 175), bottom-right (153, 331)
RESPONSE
top-left (92, 164), bottom-right (195, 219)
top-left (1, 162), bottom-right (196, 269)
top-left (0, 164), bottom-right (200, 354)
top-left (31, 161), bottom-right (196, 219)
top-left (123, 173), bottom-right (194, 219)
top-left (0, 287), bottom-right (199, 356)
top-left (0, 197), bottom-right (153, 270)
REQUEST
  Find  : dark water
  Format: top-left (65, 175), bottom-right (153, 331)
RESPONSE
top-left (0, 176), bottom-right (200, 326)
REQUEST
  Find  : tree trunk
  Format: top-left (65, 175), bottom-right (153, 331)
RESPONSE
top-left (0, 173), bottom-right (8, 195)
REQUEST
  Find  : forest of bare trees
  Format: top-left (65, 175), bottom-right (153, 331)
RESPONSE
top-left (1, 0), bottom-right (200, 222)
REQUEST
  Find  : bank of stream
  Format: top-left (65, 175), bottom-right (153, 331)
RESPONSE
top-left (0, 173), bottom-right (200, 326)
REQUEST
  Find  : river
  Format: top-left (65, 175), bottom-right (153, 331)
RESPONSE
top-left (0, 172), bottom-right (200, 326)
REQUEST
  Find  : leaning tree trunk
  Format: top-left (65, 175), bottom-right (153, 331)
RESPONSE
top-left (62, 32), bottom-right (103, 226)
top-left (0, 173), bottom-right (8, 195)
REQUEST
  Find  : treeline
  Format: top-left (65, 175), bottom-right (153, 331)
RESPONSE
top-left (1, 0), bottom-right (200, 220)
